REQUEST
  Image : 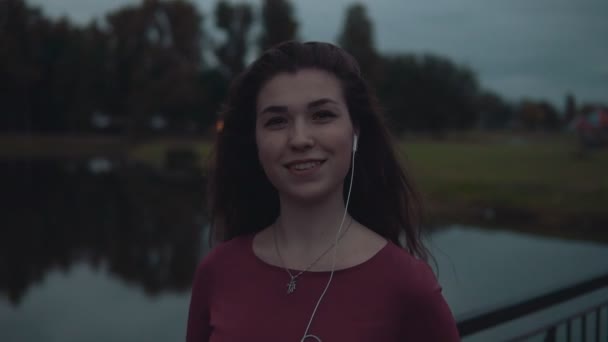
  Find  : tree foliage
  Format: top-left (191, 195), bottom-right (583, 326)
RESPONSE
top-left (477, 91), bottom-right (513, 130)
top-left (103, 0), bottom-right (207, 137)
top-left (337, 3), bottom-right (379, 80)
top-left (564, 93), bottom-right (577, 124)
top-left (258, 0), bottom-right (298, 52)
top-left (214, 0), bottom-right (253, 77)
top-left (0, 0), bottom-right (94, 132)
top-left (377, 54), bottom-right (480, 136)
top-left (516, 100), bottom-right (560, 131)
top-left (0, 0), bottom-right (218, 136)
top-left (1, 0), bottom-right (546, 137)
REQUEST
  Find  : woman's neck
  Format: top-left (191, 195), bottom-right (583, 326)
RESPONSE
top-left (275, 190), bottom-right (350, 255)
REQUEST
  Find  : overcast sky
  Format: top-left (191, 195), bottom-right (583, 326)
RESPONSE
top-left (28, 0), bottom-right (608, 108)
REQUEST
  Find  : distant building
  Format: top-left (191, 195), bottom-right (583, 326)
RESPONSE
top-left (570, 106), bottom-right (608, 148)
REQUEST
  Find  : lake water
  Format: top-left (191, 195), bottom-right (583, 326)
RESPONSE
top-left (1, 159), bottom-right (607, 341)
top-left (428, 226), bottom-right (608, 341)
top-left (2, 225), bottom-right (607, 341)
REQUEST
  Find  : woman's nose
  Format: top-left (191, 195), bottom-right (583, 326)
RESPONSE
top-left (288, 121), bottom-right (314, 151)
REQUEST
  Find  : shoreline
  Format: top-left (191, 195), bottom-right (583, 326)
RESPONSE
top-left (2, 133), bottom-right (606, 244)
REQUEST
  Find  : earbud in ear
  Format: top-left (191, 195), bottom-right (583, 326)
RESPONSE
top-left (353, 134), bottom-right (358, 152)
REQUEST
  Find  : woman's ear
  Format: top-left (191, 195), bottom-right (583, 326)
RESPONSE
top-left (353, 126), bottom-right (360, 152)
top-left (353, 125), bottom-right (360, 139)
top-left (353, 134), bottom-right (358, 152)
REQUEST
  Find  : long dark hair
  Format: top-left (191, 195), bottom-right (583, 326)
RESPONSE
top-left (208, 41), bottom-right (429, 261)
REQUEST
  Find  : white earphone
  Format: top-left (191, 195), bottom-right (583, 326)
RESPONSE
top-left (301, 133), bottom-right (358, 342)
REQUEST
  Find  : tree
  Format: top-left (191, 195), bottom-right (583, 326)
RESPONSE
top-left (0, 0), bottom-right (62, 132)
top-left (258, 0), bottom-right (298, 52)
top-left (540, 102), bottom-right (561, 130)
top-left (516, 100), bottom-right (560, 131)
top-left (214, 0), bottom-right (253, 77)
top-left (337, 3), bottom-right (379, 81)
top-left (104, 0), bottom-right (207, 137)
top-left (0, 0), bottom-right (100, 133)
top-left (1, 0), bottom-right (220, 135)
top-left (564, 93), bottom-right (577, 124)
top-left (377, 54), bottom-right (480, 136)
top-left (477, 91), bottom-right (513, 130)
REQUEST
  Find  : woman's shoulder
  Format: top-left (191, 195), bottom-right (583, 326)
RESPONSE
top-left (194, 233), bottom-right (254, 274)
top-left (348, 225), bottom-right (436, 290)
top-left (379, 242), bottom-right (441, 295)
top-left (379, 244), bottom-right (459, 339)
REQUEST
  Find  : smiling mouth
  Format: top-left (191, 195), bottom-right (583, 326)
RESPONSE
top-left (285, 160), bottom-right (326, 171)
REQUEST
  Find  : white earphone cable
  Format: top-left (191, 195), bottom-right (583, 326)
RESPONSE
top-left (300, 145), bottom-right (357, 342)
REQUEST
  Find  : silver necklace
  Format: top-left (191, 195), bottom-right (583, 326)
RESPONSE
top-left (273, 219), bottom-right (353, 294)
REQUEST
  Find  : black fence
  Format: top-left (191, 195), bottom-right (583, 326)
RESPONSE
top-left (457, 273), bottom-right (608, 341)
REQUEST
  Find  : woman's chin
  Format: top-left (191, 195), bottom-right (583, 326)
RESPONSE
top-left (280, 185), bottom-right (341, 206)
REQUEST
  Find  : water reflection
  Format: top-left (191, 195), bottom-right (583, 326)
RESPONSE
top-left (2, 158), bottom-right (607, 341)
top-left (0, 157), bottom-right (207, 306)
top-left (2, 224), bottom-right (607, 342)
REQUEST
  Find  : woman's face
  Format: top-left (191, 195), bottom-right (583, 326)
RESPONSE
top-left (255, 69), bottom-right (356, 203)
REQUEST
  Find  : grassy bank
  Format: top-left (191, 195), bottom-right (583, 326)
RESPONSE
top-left (2, 132), bottom-right (606, 240)
top-left (400, 133), bottom-right (608, 241)
top-left (404, 134), bottom-right (607, 212)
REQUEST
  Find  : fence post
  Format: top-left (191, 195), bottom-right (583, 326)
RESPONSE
top-left (544, 326), bottom-right (556, 342)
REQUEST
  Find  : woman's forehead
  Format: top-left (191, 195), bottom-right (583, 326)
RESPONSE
top-left (255, 69), bottom-right (345, 114)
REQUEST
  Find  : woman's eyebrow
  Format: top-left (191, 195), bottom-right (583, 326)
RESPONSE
top-left (259, 105), bottom-right (288, 116)
top-left (308, 98), bottom-right (338, 108)
top-left (259, 98), bottom-right (339, 116)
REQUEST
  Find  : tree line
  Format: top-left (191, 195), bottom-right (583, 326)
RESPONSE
top-left (1, 0), bottom-right (570, 138)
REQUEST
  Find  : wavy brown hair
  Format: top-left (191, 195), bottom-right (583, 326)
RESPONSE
top-left (208, 41), bottom-right (429, 261)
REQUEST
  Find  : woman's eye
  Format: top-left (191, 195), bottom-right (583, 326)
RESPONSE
top-left (264, 117), bottom-right (287, 127)
top-left (313, 110), bottom-right (336, 121)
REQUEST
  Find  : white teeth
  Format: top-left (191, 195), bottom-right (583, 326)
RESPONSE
top-left (292, 161), bottom-right (320, 170)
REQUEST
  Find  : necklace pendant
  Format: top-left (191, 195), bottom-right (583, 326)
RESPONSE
top-left (287, 278), bottom-right (297, 294)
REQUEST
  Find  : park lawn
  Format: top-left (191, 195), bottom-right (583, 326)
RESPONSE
top-left (129, 138), bottom-right (213, 168)
top-left (400, 135), bottom-right (608, 216)
top-left (0, 135), bottom-right (212, 167)
top-left (0, 135), bottom-right (126, 158)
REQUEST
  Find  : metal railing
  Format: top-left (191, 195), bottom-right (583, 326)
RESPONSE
top-left (457, 273), bottom-right (608, 341)
top-left (506, 300), bottom-right (608, 341)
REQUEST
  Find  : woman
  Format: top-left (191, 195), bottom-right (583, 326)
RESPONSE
top-left (187, 41), bottom-right (460, 341)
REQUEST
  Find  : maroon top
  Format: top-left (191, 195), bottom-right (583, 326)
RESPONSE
top-left (186, 234), bottom-right (460, 341)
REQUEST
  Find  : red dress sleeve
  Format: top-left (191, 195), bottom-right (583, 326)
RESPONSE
top-left (405, 261), bottom-right (461, 341)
